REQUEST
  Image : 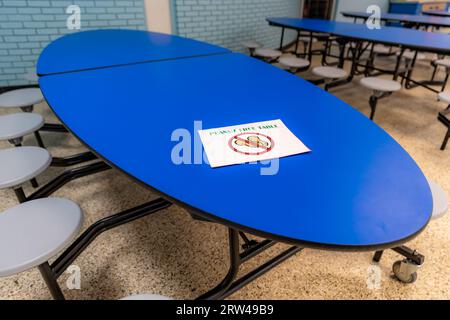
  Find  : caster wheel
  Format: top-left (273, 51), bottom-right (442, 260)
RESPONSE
top-left (392, 260), bottom-right (417, 284)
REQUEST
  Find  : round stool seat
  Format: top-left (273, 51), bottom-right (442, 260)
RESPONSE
top-left (243, 41), bottom-right (262, 50)
top-left (298, 36), bottom-right (317, 43)
top-left (121, 294), bottom-right (173, 300)
top-left (0, 88), bottom-right (44, 109)
top-left (397, 50), bottom-right (426, 61)
top-left (279, 57), bottom-right (310, 69)
top-left (254, 48), bottom-right (282, 59)
top-left (434, 59), bottom-right (450, 68)
top-left (0, 198), bottom-right (83, 277)
top-left (373, 44), bottom-right (391, 55)
top-left (360, 77), bottom-right (402, 92)
top-left (331, 41), bottom-right (356, 48)
top-left (427, 179), bottom-right (448, 220)
top-left (0, 113), bottom-right (44, 141)
top-left (312, 66), bottom-right (347, 79)
top-left (0, 147), bottom-right (51, 189)
top-left (438, 91), bottom-right (450, 104)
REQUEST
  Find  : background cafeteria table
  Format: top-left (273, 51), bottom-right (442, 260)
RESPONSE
top-left (341, 11), bottom-right (450, 29)
top-left (423, 10), bottom-right (450, 18)
top-left (267, 17), bottom-right (450, 92)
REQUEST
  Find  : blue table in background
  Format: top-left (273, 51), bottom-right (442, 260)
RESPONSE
top-left (267, 17), bottom-right (450, 92)
top-left (423, 10), bottom-right (450, 18)
top-left (341, 11), bottom-right (450, 29)
top-left (38, 29), bottom-right (432, 299)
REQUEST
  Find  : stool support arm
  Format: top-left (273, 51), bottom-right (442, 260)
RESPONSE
top-left (51, 198), bottom-right (172, 278)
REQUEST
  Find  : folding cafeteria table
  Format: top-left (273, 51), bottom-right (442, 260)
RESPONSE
top-left (267, 17), bottom-right (450, 92)
top-left (37, 29), bottom-right (432, 299)
top-left (423, 10), bottom-right (450, 18)
top-left (341, 11), bottom-right (450, 29)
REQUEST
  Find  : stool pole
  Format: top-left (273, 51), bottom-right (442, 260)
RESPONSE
top-left (441, 72), bottom-right (449, 92)
top-left (30, 178), bottom-right (39, 188)
top-left (13, 187), bottom-right (27, 203)
top-left (441, 127), bottom-right (449, 150)
top-left (34, 131), bottom-right (45, 148)
top-left (38, 262), bottom-right (65, 300)
top-left (369, 95), bottom-right (379, 120)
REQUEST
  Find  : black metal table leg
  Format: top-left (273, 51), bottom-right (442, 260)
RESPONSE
top-left (393, 48), bottom-right (405, 81)
top-left (222, 246), bottom-right (302, 300)
top-left (373, 250), bottom-right (384, 263)
top-left (197, 229), bottom-right (240, 300)
top-left (404, 51), bottom-right (419, 89)
top-left (197, 227), bottom-right (302, 300)
top-left (279, 27), bottom-right (285, 50)
top-left (294, 31), bottom-right (300, 55)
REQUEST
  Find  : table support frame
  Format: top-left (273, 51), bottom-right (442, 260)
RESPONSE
top-left (196, 228), bottom-right (302, 300)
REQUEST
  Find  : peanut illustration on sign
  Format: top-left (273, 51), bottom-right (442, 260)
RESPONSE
top-left (234, 135), bottom-right (270, 149)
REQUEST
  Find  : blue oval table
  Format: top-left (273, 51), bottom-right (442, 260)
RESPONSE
top-left (37, 29), bottom-right (432, 299)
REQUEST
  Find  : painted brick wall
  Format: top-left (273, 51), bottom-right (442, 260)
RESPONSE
top-left (334, 0), bottom-right (389, 22)
top-left (0, 0), bottom-right (147, 87)
top-left (174, 0), bottom-right (301, 53)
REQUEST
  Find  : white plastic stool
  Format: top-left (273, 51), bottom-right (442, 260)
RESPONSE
top-left (298, 36), bottom-right (317, 43)
top-left (312, 66), bottom-right (348, 91)
top-left (433, 59), bottom-right (450, 92)
top-left (312, 66), bottom-right (347, 80)
top-left (0, 198), bottom-right (83, 300)
top-left (0, 113), bottom-right (44, 146)
top-left (360, 77), bottom-right (401, 120)
top-left (373, 44), bottom-right (394, 55)
top-left (396, 50), bottom-right (427, 88)
top-left (0, 88), bottom-right (44, 112)
top-left (434, 59), bottom-right (450, 69)
top-left (438, 91), bottom-right (450, 104)
top-left (0, 147), bottom-right (52, 202)
top-left (254, 48), bottom-right (282, 62)
top-left (278, 57), bottom-right (310, 73)
top-left (243, 41), bottom-right (262, 56)
top-left (427, 179), bottom-right (448, 220)
top-left (397, 50), bottom-right (426, 61)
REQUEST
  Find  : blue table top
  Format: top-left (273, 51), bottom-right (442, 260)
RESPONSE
top-left (341, 11), bottom-right (450, 27)
top-left (37, 29), bottom-right (230, 76)
top-left (423, 10), bottom-right (450, 18)
top-left (267, 17), bottom-right (366, 34)
top-left (268, 17), bottom-right (450, 54)
top-left (343, 26), bottom-right (450, 53)
top-left (39, 32), bottom-right (432, 250)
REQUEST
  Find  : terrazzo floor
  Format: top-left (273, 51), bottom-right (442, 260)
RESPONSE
top-left (0, 51), bottom-right (449, 300)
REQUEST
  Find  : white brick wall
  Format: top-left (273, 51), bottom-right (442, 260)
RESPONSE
top-left (0, 0), bottom-right (147, 87)
top-left (174, 0), bottom-right (301, 52)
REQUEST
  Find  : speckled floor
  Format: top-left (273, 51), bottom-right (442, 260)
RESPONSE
top-left (0, 51), bottom-right (449, 300)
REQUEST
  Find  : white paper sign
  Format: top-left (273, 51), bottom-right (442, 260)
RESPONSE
top-left (198, 119), bottom-right (310, 168)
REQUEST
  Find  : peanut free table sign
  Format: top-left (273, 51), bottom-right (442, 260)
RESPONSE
top-left (198, 119), bottom-right (310, 168)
